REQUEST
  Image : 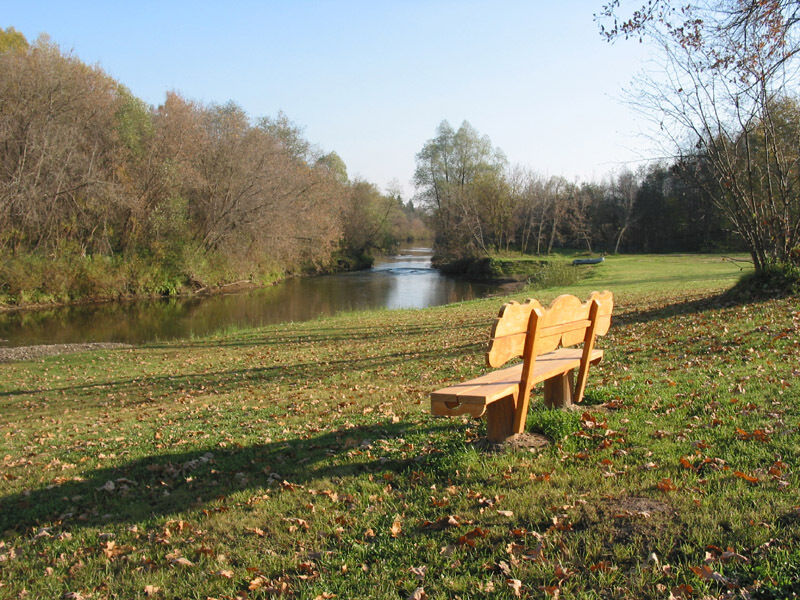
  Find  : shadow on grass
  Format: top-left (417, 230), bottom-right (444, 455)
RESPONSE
top-left (0, 420), bottom-right (463, 534)
top-left (0, 339), bottom-right (482, 405)
top-left (613, 283), bottom-right (795, 327)
top-left (144, 315), bottom-right (491, 351)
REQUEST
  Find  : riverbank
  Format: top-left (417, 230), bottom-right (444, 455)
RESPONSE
top-left (0, 247), bottom-right (504, 347)
top-left (432, 251), bottom-right (602, 286)
top-left (5, 254), bottom-right (798, 599)
top-left (0, 246), bottom-right (386, 314)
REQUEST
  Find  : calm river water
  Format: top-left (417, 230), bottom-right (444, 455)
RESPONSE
top-left (0, 247), bottom-right (503, 347)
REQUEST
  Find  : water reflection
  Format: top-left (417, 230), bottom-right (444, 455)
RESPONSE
top-left (0, 247), bottom-right (502, 347)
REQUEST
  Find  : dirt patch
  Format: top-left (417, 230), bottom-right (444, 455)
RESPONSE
top-left (576, 495), bottom-right (676, 550)
top-left (607, 496), bottom-right (671, 518)
top-left (476, 432), bottom-right (551, 452)
top-left (0, 343), bottom-right (133, 363)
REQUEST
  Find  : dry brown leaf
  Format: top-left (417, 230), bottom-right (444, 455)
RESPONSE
top-left (408, 586), bottom-right (427, 600)
top-left (734, 470), bottom-right (759, 484)
top-left (507, 578), bottom-right (523, 597)
top-left (541, 585), bottom-right (560, 598)
top-left (669, 583), bottom-right (694, 599)
top-left (657, 478), bottom-right (677, 491)
top-left (720, 547), bottom-right (750, 563)
top-left (143, 585), bottom-right (160, 597)
top-left (689, 564), bottom-right (729, 583)
top-left (390, 517), bottom-right (403, 538)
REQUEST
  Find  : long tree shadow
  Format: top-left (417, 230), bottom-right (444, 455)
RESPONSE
top-left (0, 420), bottom-right (463, 534)
top-left (613, 286), bottom-right (786, 327)
top-left (0, 340), bottom-right (482, 404)
top-left (144, 316), bottom-right (491, 351)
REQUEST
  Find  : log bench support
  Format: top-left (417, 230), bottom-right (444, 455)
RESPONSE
top-left (544, 370), bottom-right (573, 409)
top-left (430, 291), bottom-right (613, 442)
top-left (485, 395), bottom-right (516, 443)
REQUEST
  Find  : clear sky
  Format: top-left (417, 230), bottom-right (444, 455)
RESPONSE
top-left (3, 0), bottom-right (654, 198)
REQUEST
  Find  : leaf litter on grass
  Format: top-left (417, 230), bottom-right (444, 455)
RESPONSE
top-left (0, 257), bottom-right (798, 599)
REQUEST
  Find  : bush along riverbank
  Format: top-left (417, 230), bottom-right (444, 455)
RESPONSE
top-left (0, 246), bottom-right (284, 310)
top-left (432, 252), bottom-right (584, 288)
top-left (0, 244), bottom-right (391, 312)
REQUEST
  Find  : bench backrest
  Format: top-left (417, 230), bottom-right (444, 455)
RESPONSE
top-left (486, 291), bottom-right (614, 368)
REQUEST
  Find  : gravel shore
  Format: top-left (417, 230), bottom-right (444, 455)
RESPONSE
top-left (0, 342), bottom-right (133, 363)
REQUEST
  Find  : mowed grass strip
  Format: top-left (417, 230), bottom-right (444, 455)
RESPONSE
top-left (1, 254), bottom-right (798, 599)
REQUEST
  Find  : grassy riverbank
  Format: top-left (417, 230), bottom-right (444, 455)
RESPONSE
top-left (2, 254), bottom-right (799, 599)
top-left (432, 251), bottom-right (583, 286)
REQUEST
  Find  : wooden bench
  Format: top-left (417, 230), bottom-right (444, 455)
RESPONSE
top-left (430, 291), bottom-right (613, 442)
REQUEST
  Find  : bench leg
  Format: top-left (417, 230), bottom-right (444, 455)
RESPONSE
top-left (544, 370), bottom-right (574, 409)
top-left (485, 395), bottom-right (516, 442)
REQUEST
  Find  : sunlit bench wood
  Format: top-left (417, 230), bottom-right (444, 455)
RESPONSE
top-left (430, 291), bottom-right (614, 442)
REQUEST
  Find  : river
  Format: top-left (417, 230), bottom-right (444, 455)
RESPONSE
top-left (0, 247), bottom-right (504, 347)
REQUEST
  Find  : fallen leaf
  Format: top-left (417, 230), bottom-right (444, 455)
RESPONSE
top-left (408, 586), bottom-right (427, 600)
top-left (97, 480), bottom-right (115, 492)
top-left (249, 576), bottom-right (266, 590)
top-left (507, 579), bottom-right (523, 597)
top-left (669, 584), bottom-right (693, 599)
top-left (689, 564), bottom-right (729, 583)
top-left (734, 470), bottom-right (759, 484)
top-left (390, 517), bottom-right (403, 538)
top-left (457, 527), bottom-right (489, 547)
top-left (657, 478), bottom-right (677, 491)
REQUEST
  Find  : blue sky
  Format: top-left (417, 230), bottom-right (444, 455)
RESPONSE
top-left (4, 0), bottom-right (653, 197)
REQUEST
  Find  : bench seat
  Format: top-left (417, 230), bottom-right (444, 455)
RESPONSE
top-left (431, 347), bottom-right (603, 418)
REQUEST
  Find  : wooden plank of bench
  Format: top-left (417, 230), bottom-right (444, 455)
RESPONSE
top-left (431, 347), bottom-right (603, 416)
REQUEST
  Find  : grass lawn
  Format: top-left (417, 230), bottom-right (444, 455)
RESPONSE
top-left (1, 253), bottom-right (799, 599)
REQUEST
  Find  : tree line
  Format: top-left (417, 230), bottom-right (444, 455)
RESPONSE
top-left (416, 1), bottom-right (800, 279)
top-left (0, 29), bottom-right (427, 305)
top-left (414, 120), bottom-right (742, 262)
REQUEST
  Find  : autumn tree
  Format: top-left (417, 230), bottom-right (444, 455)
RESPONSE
top-left (0, 35), bottom-right (123, 254)
top-left (0, 27), bottom-right (28, 53)
top-left (413, 120), bottom-right (506, 256)
top-left (0, 31), bottom-right (357, 302)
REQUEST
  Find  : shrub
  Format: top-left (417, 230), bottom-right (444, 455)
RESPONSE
top-left (527, 262), bottom-right (579, 289)
top-left (727, 261), bottom-right (800, 299)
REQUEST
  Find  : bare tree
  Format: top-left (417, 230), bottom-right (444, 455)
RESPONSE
top-left (610, 168), bottom-right (642, 254)
top-left (599, 0), bottom-right (800, 270)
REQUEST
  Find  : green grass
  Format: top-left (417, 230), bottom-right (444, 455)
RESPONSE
top-left (2, 253), bottom-right (799, 599)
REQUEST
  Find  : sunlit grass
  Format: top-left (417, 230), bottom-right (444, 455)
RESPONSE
top-left (1, 253), bottom-right (797, 599)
